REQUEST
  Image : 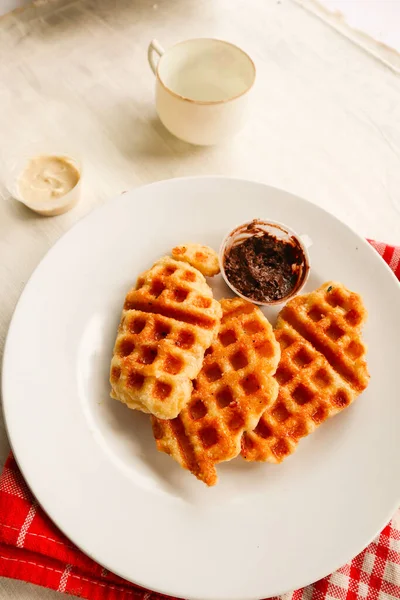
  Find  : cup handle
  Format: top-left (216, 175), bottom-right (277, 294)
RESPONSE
top-left (148, 39), bottom-right (165, 75)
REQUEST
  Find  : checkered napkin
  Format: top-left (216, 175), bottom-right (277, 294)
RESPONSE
top-left (0, 241), bottom-right (399, 600)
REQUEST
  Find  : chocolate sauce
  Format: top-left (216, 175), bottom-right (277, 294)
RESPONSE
top-left (223, 223), bottom-right (306, 303)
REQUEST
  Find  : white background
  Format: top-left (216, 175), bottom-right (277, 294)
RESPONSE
top-left (1, 0), bottom-right (400, 598)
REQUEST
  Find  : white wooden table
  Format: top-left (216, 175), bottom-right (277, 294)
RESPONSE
top-left (0, 1), bottom-right (399, 598)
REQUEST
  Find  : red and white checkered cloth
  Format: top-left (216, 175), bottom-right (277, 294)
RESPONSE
top-left (0, 240), bottom-right (399, 600)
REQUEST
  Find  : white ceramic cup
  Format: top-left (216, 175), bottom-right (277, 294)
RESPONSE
top-left (148, 38), bottom-right (256, 145)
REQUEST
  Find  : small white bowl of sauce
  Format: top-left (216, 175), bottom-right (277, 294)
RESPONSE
top-left (219, 218), bottom-right (312, 306)
top-left (4, 146), bottom-right (82, 216)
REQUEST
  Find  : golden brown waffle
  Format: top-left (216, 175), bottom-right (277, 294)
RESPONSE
top-left (110, 256), bottom-right (222, 419)
top-left (171, 244), bottom-right (220, 277)
top-left (242, 281), bottom-right (370, 463)
top-left (152, 297), bottom-right (280, 486)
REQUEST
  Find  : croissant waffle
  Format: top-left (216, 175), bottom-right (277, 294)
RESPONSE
top-left (242, 281), bottom-right (369, 463)
top-left (152, 297), bottom-right (280, 486)
top-left (171, 244), bottom-right (220, 277)
top-left (110, 256), bottom-right (222, 419)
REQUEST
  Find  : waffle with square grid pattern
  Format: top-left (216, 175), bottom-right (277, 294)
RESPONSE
top-left (241, 281), bottom-right (369, 463)
top-left (151, 297), bottom-right (280, 486)
top-left (110, 256), bottom-right (222, 420)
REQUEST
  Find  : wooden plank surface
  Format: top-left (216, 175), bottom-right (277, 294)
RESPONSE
top-left (0, 0), bottom-right (399, 598)
top-left (295, 0), bottom-right (400, 73)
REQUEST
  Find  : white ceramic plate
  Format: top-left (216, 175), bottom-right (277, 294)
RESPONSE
top-left (3, 177), bottom-right (400, 600)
